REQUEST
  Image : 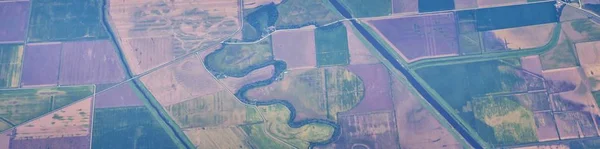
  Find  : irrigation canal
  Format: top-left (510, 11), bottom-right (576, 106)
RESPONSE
top-left (327, 0), bottom-right (484, 148)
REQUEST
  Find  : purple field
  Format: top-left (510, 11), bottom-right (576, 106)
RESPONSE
top-left (9, 136), bottom-right (90, 149)
top-left (1, 130), bottom-right (10, 149)
top-left (59, 40), bottom-right (125, 85)
top-left (94, 83), bottom-right (143, 108)
top-left (455, 0), bottom-right (478, 9)
top-left (0, 1), bottom-right (29, 42)
top-left (272, 28), bottom-right (317, 69)
top-left (482, 32), bottom-right (507, 52)
top-left (21, 43), bottom-right (62, 86)
top-left (392, 0), bottom-right (417, 13)
top-left (369, 13), bottom-right (459, 61)
top-left (318, 111), bottom-right (399, 149)
top-left (534, 112), bottom-right (559, 141)
top-left (344, 63), bottom-right (394, 114)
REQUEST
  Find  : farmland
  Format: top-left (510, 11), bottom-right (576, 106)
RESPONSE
top-left (241, 124), bottom-right (291, 148)
top-left (92, 106), bottom-right (181, 149)
top-left (343, 22), bottom-right (380, 65)
top-left (521, 55), bottom-right (543, 75)
top-left (275, 0), bottom-right (342, 28)
top-left (540, 30), bottom-right (579, 70)
top-left (456, 1), bottom-right (558, 31)
top-left (205, 39), bottom-right (273, 77)
top-left (575, 40), bottom-right (600, 91)
top-left (323, 111), bottom-right (399, 148)
top-left (183, 127), bottom-right (253, 148)
top-left (9, 136), bottom-right (91, 149)
top-left (271, 27), bottom-right (317, 69)
top-left (337, 0), bottom-right (390, 18)
top-left (0, 1), bottom-right (29, 42)
top-left (315, 23), bottom-right (350, 67)
top-left (563, 19), bottom-right (600, 42)
top-left (243, 0), bottom-right (282, 9)
top-left (94, 82), bottom-right (144, 109)
top-left (21, 43), bottom-right (61, 87)
top-left (343, 63), bottom-right (393, 114)
top-left (534, 112), bottom-right (559, 141)
top-left (28, 0), bottom-right (108, 42)
top-left (455, 0), bottom-right (478, 9)
top-left (118, 37), bottom-right (174, 75)
top-left (472, 96), bottom-right (538, 145)
top-left (477, 0), bottom-right (527, 8)
top-left (58, 40), bottom-right (125, 85)
top-left (554, 111), bottom-right (598, 139)
top-left (458, 32), bottom-right (484, 55)
top-left (220, 65), bottom-right (274, 91)
top-left (392, 0), bottom-right (418, 13)
top-left (164, 90), bottom-right (261, 128)
top-left (483, 23), bottom-right (556, 50)
top-left (418, 0), bottom-right (455, 12)
top-left (0, 85), bottom-right (93, 131)
top-left (14, 98), bottom-right (92, 139)
top-left (368, 13), bottom-right (459, 62)
top-left (0, 44), bottom-right (23, 88)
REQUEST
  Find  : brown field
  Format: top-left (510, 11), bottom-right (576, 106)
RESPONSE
top-left (540, 30), bottom-right (579, 70)
top-left (343, 21), bottom-right (380, 65)
top-left (490, 23), bottom-right (555, 50)
top-left (109, 0), bottom-right (240, 74)
top-left (534, 112), bottom-right (559, 141)
top-left (575, 41), bottom-right (600, 91)
top-left (14, 97), bottom-right (91, 140)
top-left (140, 53), bottom-right (223, 106)
top-left (0, 131), bottom-right (8, 149)
top-left (183, 127), bottom-right (251, 149)
top-left (544, 67), bottom-right (597, 113)
top-left (476, 0), bottom-right (526, 8)
top-left (243, 0), bottom-right (282, 9)
top-left (560, 6), bottom-right (591, 22)
top-left (521, 55), bottom-right (543, 75)
top-left (391, 77), bottom-right (461, 148)
top-left (455, 0), bottom-right (478, 9)
top-left (554, 111), bottom-right (599, 139)
top-left (271, 26), bottom-right (317, 69)
top-left (221, 65), bottom-right (274, 91)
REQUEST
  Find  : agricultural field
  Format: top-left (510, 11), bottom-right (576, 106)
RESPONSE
top-left (14, 98), bottom-right (92, 139)
top-left (58, 40), bottom-right (125, 85)
top-left (454, 0), bottom-right (478, 9)
top-left (140, 54), bottom-right (222, 106)
top-left (183, 127), bottom-right (253, 149)
top-left (0, 85), bottom-right (93, 132)
top-left (110, 0), bottom-right (240, 74)
top-left (271, 27), bottom-right (317, 69)
top-left (204, 38), bottom-right (273, 76)
top-left (343, 63), bottom-right (393, 114)
top-left (258, 104), bottom-right (335, 149)
top-left (8, 135), bottom-right (91, 149)
top-left (321, 111), bottom-right (399, 149)
top-left (482, 23), bottom-right (556, 51)
top-left (242, 3), bottom-right (278, 41)
top-left (246, 67), bottom-right (364, 121)
top-left (391, 78), bottom-right (462, 148)
top-left (560, 6), bottom-right (595, 22)
top-left (456, 1), bottom-right (558, 32)
top-left (521, 55), bottom-right (544, 75)
top-left (392, 0), bottom-right (418, 13)
top-left (342, 22), bottom-right (380, 65)
top-left (94, 82), bottom-right (144, 109)
top-left (562, 19), bottom-right (600, 42)
top-left (28, 0), bottom-right (108, 42)
top-left (164, 90), bottom-right (261, 128)
top-left (0, 44), bottom-right (23, 88)
top-left (21, 43), bottom-right (61, 87)
top-left (274, 0), bottom-right (342, 28)
top-left (476, 0), bottom-right (527, 8)
top-left (458, 32), bottom-right (484, 55)
top-left (220, 65), bottom-right (274, 91)
top-left (241, 124), bottom-right (291, 148)
top-left (540, 30), bottom-right (579, 70)
top-left (534, 112), bottom-right (560, 141)
top-left (243, 0), bottom-right (282, 9)
top-left (471, 96), bottom-right (538, 145)
top-left (0, 1), bottom-right (29, 42)
top-left (544, 67), bottom-right (598, 112)
top-left (418, 0), bottom-right (455, 12)
top-left (368, 13), bottom-right (459, 62)
top-left (337, 0), bottom-right (391, 18)
top-left (92, 106), bottom-right (181, 149)
top-left (0, 131), bottom-right (9, 149)
top-left (575, 40), bottom-right (600, 91)
top-left (554, 111), bottom-right (598, 139)
top-left (315, 23), bottom-right (350, 67)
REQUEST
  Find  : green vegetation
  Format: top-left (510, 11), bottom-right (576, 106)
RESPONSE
top-left (540, 33), bottom-right (579, 70)
top-left (241, 124), bottom-right (291, 148)
top-left (458, 32), bottom-right (484, 55)
top-left (276, 0), bottom-right (343, 28)
top-left (205, 39), bottom-right (273, 76)
top-left (593, 91), bottom-right (600, 108)
top-left (0, 44), bottom-right (23, 88)
top-left (258, 104), bottom-right (334, 148)
top-left (0, 120), bottom-right (11, 132)
top-left (165, 90), bottom-right (262, 128)
top-left (0, 86), bottom-right (93, 130)
top-left (325, 67), bottom-right (364, 119)
top-left (243, 4), bottom-right (279, 41)
top-left (338, 0), bottom-right (391, 18)
top-left (472, 97), bottom-right (537, 144)
top-left (315, 23), bottom-right (350, 66)
top-left (92, 106), bottom-right (180, 149)
top-left (571, 19), bottom-right (600, 41)
top-left (29, 0), bottom-right (108, 42)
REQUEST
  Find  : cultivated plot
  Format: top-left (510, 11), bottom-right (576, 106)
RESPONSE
top-left (94, 82), bottom-right (144, 109)
top-left (14, 98), bottom-right (92, 140)
top-left (0, 131), bottom-right (9, 149)
top-left (342, 22), bottom-right (380, 65)
top-left (271, 27), bottom-right (317, 69)
top-left (482, 23), bottom-right (555, 51)
top-left (21, 43), bottom-right (61, 87)
top-left (59, 40), bottom-right (125, 85)
top-left (575, 41), bottom-right (600, 91)
top-left (0, 1), bottom-right (29, 42)
top-left (243, 0), bottom-right (282, 9)
top-left (543, 67), bottom-right (597, 112)
top-left (275, 0), bottom-right (342, 28)
top-left (183, 127), bottom-right (253, 149)
top-left (418, 0), bottom-right (455, 12)
top-left (28, 0), bottom-right (108, 42)
top-left (321, 111), bottom-right (399, 149)
top-left (477, 0), bottom-right (526, 8)
top-left (338, 0), bottom-right (391, 18)
top-left (241, 124), bottom-right (291, 148)
top-left (456, 2), bottom-right (558, 32)
top-left (554, 111), bottom-right (598, 139)
top-left (368, 13), bottom-right (459, 62)
top-left (0, 44), bottom-right (23, 88)
top-left (534, 112), bottom-right (560, 141)
top-left (392, 0), bottom-right (418, 13)
top-left (455, 0), bottom-right (478, 9)
top-left (315, 23), bottom-right (350, 67)
top-left (205, 38), bottom-right (273, 76)
top-left (119, 37), bottom-right (174, 75)
top-left (344, 63), bottom-right (393, 114)
top-left (521, 55), bottom-right (544, 75)
top-left (8, 135), bottom-right (91, 149)
top-left (539, 30), bottom-right (578, 70)
top-left (562, 19), bottom-right (600, 42)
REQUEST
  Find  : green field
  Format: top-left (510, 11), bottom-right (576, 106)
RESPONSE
top-left (571, 19), bottom-right (600, 41)
top-left (165, 90), bottom-right (262, 128)
top-left (258, 104), bottom-right (334, 148)
top-left (594, 91), bottom-right (600, 107)
top-left (28, 0), bottom-right (108, 42)
top-left (241, 124), bottom-right (291, 148)
top-left (92, 106), bottom-right (180, 149)
top-left (205, 39), bottom-right (273, 76)
top-left (276, 0), bottom-right (343, 28)
top-left (338, 0), bottom-right (391, 18)
top-left (472, 96), bottom-right (537, 144)
top-left (325, 67), bottom-right (364, 119)
top-left (243, 4), bottom-right (278, 41)
top-left (540, 32), bottom-right (579, 70)
top-left (0, 85), bottom-right (93, 131)
top-left (0, 44), bottom-right (23, 88)
top-left (458, 32), bottom-right (484, 55)
top-left (315, 23), bottom-right (350, 66)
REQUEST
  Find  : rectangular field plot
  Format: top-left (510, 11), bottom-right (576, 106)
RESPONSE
top-left (8, 136), bottom-right (90, 149)
top-left (0, 131), bottom-right (9, 149)
top-left (59, 40), bottom-right (125, 85)
top-left (94, 82), bottom-right (144, 109)
top-left (183, 127), bottom-right (253, 149)
top-left (392, 0), bottom-right (418, 13)
top-left (343, 63), bottom-right (393, 114)
top-left (0, 1), bottom-right (29, 42)
top-left (21, 43), bottom-right (61, 87)
top-left (554, 111), bottom-right (599, 139)
top-left (119, 37), bottom-right (174, 75)
top-left (321, 111), bottom-right (399, 149)
top-left (418, 0), bottom-right (455, 12)
top-left (458, 32), bottom-right (484, 55)
top-left (275, 0), bottom-right (343, 28)
top-left (534, 112), bottom-right (559, 141)
top-left (575, 41), bottom-right (600, 91)
top-left (484, 23), bottom-right (556, 51)
top-left (0, 44), bottom-right (23, 88)
top-left (457, 1), bottom-right (558, 31)
top-left (92, 106), bottom-right (181, 149)
top-left (540, 31), bottom-right (578, 70)
top-left (338, 0), bottom-right (391, 18)
top-left (14, 98), bottom-right (92, 139)
top-left (315, 23), bottom-right (350, 67)
top-left (28, 0), bottom-right (107, 42)
top-left (272, 27), bottom-right (317, 69)
top-left (476, 0), bottom-right (527, 8)
top-left (563, 19), bottom-right (600, 43)
top-left (0, 86), bottom-right (93, 131)
top-left (368, 13), bottom-right (459, 62)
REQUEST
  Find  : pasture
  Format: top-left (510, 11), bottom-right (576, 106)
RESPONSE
top-left (58, 40), bottom-right (125, 85)
top-left (21, 43), bottom-right (61, 87)
top-left (14, 98), bottom-right (92, 139)
top-left (0, 1), bottom-right (29, 42)
top-left (338, 0), bottom-right (391, 18)
top-left (241, 124), bottom-right (290, 148)
top-left (275, 0), bottom-right (343, 28)
top-left (539, 31), bottom-right (578, 70)
top-left (92, 106), bottom-right (180, 149)
top-left (472, 96), bottom-right (538, 145)
top-left (119, 37), bottom-right (174, 75)
top-left (0, 86), bottom-right (93, 128)
top-left (28, 0), bottom-right (108, 42)
top-left (0, 44), bottom-right (23, 88)
top-left (205, 39), bottom-right (273, 76)
top-left (315, 23), bottom-right (350, 67)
